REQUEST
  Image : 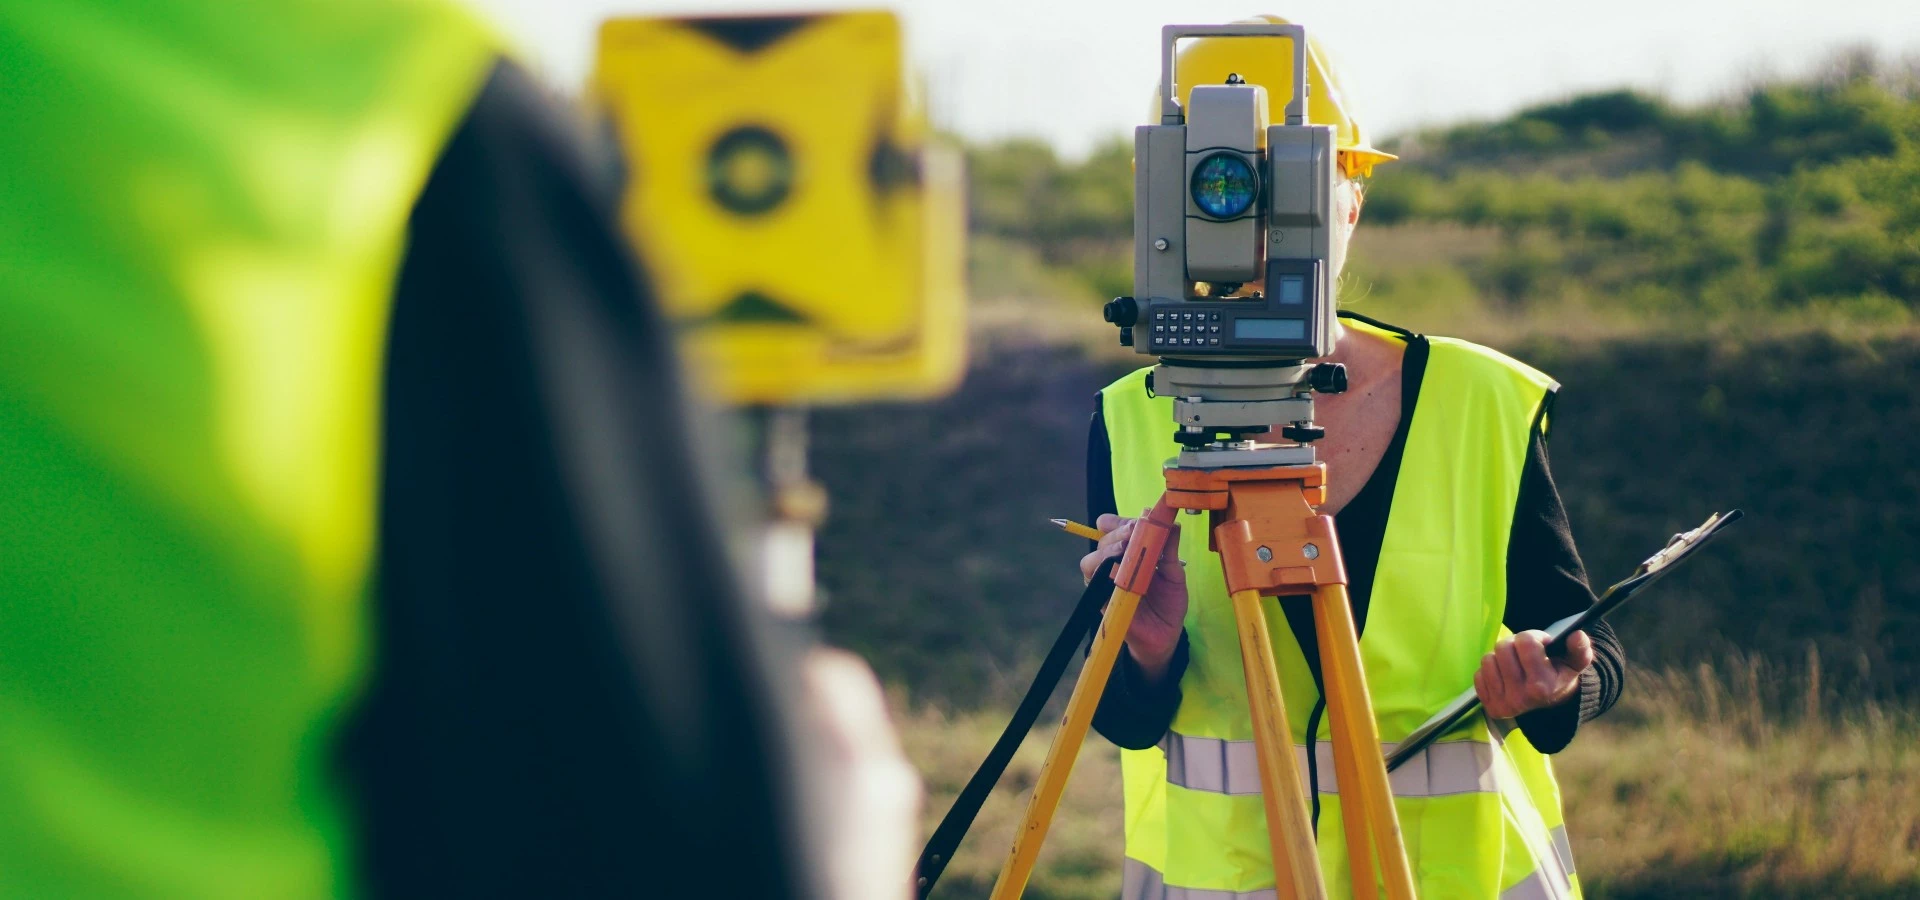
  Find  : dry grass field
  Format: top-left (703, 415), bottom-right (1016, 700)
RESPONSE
top-left (903, 655), bottom-right (1920, 899)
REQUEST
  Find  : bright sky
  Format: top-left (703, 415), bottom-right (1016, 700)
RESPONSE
top-left (471, 0), bottom-right (1920, 157)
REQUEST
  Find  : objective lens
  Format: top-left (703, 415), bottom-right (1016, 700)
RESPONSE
top-left (1190, 153), bottom-right (1258, 219)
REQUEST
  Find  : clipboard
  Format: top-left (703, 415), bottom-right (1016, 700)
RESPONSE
top-left (1385, 509), bottom-right (1745, 773)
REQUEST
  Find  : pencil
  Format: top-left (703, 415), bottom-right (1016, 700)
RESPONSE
top-left (1050, 517), bottom-right (1104, 541)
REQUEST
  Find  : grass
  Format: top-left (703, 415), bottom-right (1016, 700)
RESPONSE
top-left (1563, 653), bottom-right (1920, 898)
top-left (901, 655), bottom-right (1920, 899)
top-left (902, 703), bottom-right (1124, 900)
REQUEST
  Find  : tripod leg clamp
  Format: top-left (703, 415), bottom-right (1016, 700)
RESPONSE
top-left (1114, 500), bottom-right (1179, 596)
top-left (1215, 513), bottom-right (1349, 596)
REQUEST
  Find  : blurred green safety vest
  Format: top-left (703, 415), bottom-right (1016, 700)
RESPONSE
top-left (1103, 315), bottom-right (1583, 900)
top-left (0, 1), bottom-right (493, 895)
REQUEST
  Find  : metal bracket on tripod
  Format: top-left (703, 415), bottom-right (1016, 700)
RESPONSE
top-left (1154, 359), bottom-right (1348, 470)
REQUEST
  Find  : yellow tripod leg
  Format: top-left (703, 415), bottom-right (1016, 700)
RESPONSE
top-left (1230, 589), bottom-right (1328, 900)
top-left (988, 587), bottom-right (1143, 900)
top-left (1314, 583), bottom-right (1417, 900)
top-left (1324, 656), bottom-right (1381, 900)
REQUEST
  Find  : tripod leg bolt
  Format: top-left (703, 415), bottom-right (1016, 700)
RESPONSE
top-left (1256, 545), bottom-right (1273, 562)
top-left (1303, 543), bottom-right (1320, 560)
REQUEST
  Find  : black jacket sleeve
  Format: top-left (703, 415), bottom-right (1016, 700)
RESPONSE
top-left (1093, 633), bottom-right (1191, 750)
top-left (1506, 423), bottom-right (1626, 753)
top-left (339, 61), bottom-right (815, 900)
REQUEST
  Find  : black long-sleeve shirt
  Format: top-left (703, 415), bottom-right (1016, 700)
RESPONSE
top-left (1087, 327), bottom-right (1624, 756)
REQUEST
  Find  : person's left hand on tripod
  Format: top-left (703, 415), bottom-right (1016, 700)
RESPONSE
top-left (1079, 513), bottom-right (1186, 685)
top-left (1474, 630), bottom-right (1594, 719)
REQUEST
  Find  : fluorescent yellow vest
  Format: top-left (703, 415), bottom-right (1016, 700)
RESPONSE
top-left (1104, 316), bottom-right (1582, 900)
top-left (0, 2), bottom-right (493, 895)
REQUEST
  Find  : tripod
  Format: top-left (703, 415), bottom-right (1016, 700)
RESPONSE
top-left (989, 403), bottom-right (1418, 899)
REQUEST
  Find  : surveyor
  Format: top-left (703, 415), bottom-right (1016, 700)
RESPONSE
top-left (0, 2), bottom-right (918, 897)
top-left (1079, 16), bottom-right (1625, 900)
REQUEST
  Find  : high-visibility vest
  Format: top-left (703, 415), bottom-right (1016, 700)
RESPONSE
top-left (0, 2), bottom-right (494, 895)
top-left (1103, 315), bottom-right (1583, 900)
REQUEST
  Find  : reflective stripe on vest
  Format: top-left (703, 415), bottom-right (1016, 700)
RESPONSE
top-left (1124, 858), bottom-right (1575, 900)
top-left (1489, 730), bottom-right (1579, 898)
top-left (1498, 818), bottom-right (1578, 900)
top-left (1105, 315), bottom-right (1581, 899)
top-left (1163, 732), bottom-right (1498, 797)
top-left (1124, 858), bottom-right (1274, 900)
top-left (1552, 825), bottom-right (1578, 881)
top-left (1499, 866), bottom-right (1573, 900)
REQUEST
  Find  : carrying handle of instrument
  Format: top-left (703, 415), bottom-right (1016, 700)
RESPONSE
top-left (1158, 23), bottom-right (1309, 124)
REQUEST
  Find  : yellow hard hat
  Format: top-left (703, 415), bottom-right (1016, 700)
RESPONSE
top-left (1165, 14), bottom-right (1396, 178)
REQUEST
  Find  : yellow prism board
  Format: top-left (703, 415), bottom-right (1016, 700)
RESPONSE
top-left (592, 12), bottom-right (965, 405)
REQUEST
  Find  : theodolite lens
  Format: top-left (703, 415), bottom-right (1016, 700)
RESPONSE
top-left (1190, 152), bottom-right (1258, 219)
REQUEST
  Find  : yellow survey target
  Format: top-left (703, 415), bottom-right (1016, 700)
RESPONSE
top-left (592, 12), bottom-right (966, 405)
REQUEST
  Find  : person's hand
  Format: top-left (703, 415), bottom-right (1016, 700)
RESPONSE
top-left (1077, 512), bottom-right (1186, 683)
top-left (1474, 630), bottom-right (1594, 719)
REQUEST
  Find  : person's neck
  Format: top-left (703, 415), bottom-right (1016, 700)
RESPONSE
top-left (1320, 320), bottom-right (1403, 392)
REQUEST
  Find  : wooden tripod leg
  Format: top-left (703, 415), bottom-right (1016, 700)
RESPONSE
top-left (1323, 658), bottom-right (1381, 900)
top-left (988, 586), bottom-right (1142, 900)
top-left (991, 500), bottom-right (1176, 900)
top-left (1313, 583), bottom-right (1417, 900)
top-left (1230, 589), bottom-right (1328, 900)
